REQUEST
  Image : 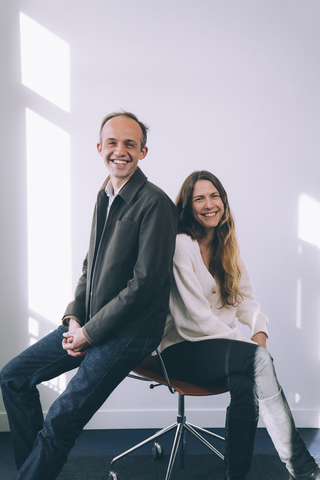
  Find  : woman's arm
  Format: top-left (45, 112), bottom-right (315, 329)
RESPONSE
top-left (251, 331), bottom-right (268, 349)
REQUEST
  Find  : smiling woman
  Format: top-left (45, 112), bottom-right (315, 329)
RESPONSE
top-left (174, 170), bottom-right (242, 307)
top-left (159, 170), bottom-right (320, 480)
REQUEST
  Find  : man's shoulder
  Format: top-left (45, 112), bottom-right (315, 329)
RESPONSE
top-left (116, 169), bottom-right (177, 221)
top-left (140, 180), bottom-right (177, 213)
top-left (143, 179), bottom-right (171, 199)
top-left (133, 172), bottom-right (175, 207)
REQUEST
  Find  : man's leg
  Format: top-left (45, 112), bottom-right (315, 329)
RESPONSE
top-left (0, 325), bottom-right (82, 469)
top-left (13, 334), bottom-right (160, 480)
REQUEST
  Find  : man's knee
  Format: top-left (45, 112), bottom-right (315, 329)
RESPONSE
top-left (0, 361), bottom-right (14, 387)
top-left (0, 354), bottom-right (28, 390)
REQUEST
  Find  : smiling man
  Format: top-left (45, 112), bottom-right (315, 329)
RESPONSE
top-left (97, 113), bottom-right (148, 189)
top-left (0, 112), bottom-right (177, 480)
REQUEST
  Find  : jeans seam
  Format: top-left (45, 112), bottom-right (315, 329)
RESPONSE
top-left (18, 352), bottom-right (70, 389)
top-left (68, 336), bottom-right (137, 417)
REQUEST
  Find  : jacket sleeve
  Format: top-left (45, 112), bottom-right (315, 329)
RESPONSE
top-left (62, 253), bottom-right (88, 327)
top-left (82, 197), bottom-right (177, 344)
top-left (169, 235), bottom-right (252, 343)
top-left (235, 257), bottom-right (269, 338)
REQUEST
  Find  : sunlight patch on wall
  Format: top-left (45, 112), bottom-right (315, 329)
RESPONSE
top-left (26, 109), bottom-right (72, 324)
top-left (28, 317), bottom-right (39, 346)
top-left (296, 278), bottom-right (302, 329)
top-left (42, 375), bottom-right (67, 394)
top-left (298, 194), bottom-right (320, 249)
top-left (20, 12), bottom-right (70, 112)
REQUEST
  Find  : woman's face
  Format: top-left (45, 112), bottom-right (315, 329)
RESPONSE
top-left (191, 180), bottom-right (225, 233)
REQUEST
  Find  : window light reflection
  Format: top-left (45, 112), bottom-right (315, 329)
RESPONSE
top-left (26, 109), bottom-right (72, 324)
top-left (28, 317), bottom-right (39, 337)
top-left (296, 278), bottom-right (302, 329)
top-left (298, 194), bottom-right (320, 249)
top-left (20, 12), bottom-right (70, 112)
top-left (42, 374), bottom-right (67, 394)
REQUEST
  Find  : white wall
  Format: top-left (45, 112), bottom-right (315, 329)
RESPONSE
top-left (1, 0), bottom-right (320, 431)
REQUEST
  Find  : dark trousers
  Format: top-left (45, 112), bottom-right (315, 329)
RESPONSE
top-left (0, 325), bottom-right (161, 480)
top-left (161, 338), bottom-right (280, 421)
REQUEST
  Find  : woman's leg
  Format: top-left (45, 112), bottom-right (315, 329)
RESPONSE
top-left (162, 339), bottom-right (320, 479)
top-left (249, 345), bottom-right (319, 479)
top-left (162, 340), bottom-right (263, 422)
top-left (162, 340), bottom-right (261, 479)
top-left (162, 338), bottom-right (279, 408)
top-left (260, 389), bottom-right (319, 479)
top-left (223, 374), bottom-right (259, 480)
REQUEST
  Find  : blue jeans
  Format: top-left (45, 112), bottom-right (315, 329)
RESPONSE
top-left (0, 325), bottom-right (161, 480)
top-left (161, 338), bottom-right (281, 421)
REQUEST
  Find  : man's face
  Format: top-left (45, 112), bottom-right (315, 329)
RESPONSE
top-left (97, 115), bottom-right (148, 188)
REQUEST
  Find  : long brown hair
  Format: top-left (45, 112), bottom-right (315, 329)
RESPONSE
top-left (176, 171), bottom-right (244, 308)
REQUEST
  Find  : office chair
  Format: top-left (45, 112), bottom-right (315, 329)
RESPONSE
top-left (107, 349), bottom-right (229, 480)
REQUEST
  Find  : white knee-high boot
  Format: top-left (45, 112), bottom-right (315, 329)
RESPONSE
top-left (260, 389), bottom-right (320, 480)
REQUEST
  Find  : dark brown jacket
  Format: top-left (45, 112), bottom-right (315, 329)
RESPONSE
top-left (63, 168), bottom-right (177, 345)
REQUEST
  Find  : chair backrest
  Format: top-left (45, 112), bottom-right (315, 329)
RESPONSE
top-left (133, 353), bottom-right (228, 397)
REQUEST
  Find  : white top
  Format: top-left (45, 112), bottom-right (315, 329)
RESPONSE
top-left (159, 234), bottom-right (268, 353)
top-left (105, 179), bottom-right (129, 217)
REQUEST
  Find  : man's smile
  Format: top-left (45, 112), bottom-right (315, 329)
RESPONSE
top-left (108, 154), bottom-right (133, 167)
top-left (112, 159), bottom-right (131, 165)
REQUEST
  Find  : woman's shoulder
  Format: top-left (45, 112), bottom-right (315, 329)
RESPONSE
top-left (174, 234), bottom-right (199, 264)
top-left (175, 233), bottom-right (198, 250)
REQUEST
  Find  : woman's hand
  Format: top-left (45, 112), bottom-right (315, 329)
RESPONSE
top-left (252, 332), bottom-right (268, 350)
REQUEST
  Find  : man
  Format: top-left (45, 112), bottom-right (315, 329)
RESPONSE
top-left (0, 112), bottom-right (177, 480)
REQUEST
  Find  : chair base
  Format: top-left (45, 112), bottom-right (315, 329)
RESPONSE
top-left (109, 393), bottom-right (225, 480)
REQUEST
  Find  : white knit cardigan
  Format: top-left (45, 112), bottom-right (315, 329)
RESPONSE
top-left (159, 234), bottom-right (268, 353)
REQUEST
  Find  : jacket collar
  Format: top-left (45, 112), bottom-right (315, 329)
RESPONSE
top-left (99, 168), bottom-right (148, 205)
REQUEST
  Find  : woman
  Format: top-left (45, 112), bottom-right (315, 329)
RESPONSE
top-left (159, 171), bottom-right (319, 480)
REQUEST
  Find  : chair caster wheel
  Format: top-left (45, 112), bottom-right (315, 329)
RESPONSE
top-left (152, 442), bottom-right (163, 459)
top-left (106, 471), bottom-right (118, 480)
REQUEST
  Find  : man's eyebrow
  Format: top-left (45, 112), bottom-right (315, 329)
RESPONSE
top-left (104, 137), bottom-right (138, 145)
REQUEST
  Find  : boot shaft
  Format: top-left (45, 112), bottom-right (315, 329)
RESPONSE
top-left (260, 388), bottom-right (317, 479)
top-left (223, 409), bottom-right (258, 479)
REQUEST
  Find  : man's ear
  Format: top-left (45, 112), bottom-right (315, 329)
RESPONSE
top-left (97, 143), bottom-right (102, 155)
top-left (139, 146), bottom-right (148, 160)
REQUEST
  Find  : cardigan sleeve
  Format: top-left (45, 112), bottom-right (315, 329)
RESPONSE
top-left (169, 235), bottom-right (253, 343)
